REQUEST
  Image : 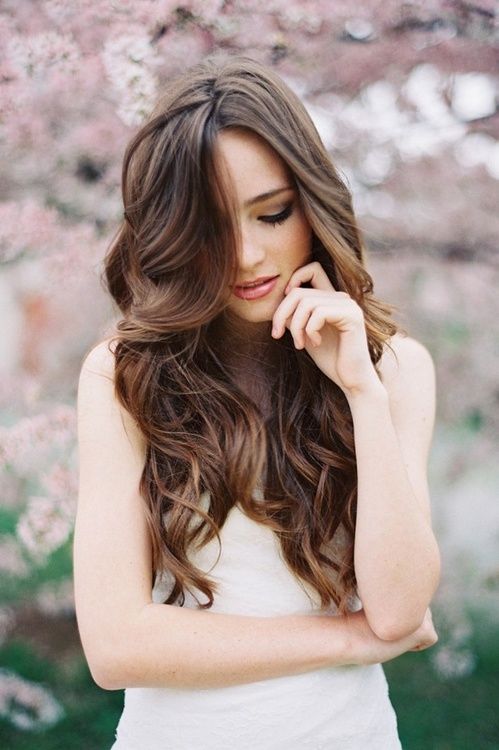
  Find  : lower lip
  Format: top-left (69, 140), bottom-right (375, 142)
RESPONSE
top-left (233, 276), bottom-right (279, 300)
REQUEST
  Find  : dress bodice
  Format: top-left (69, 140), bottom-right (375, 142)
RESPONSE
top-left (111, 489), bottom-right (402, 750)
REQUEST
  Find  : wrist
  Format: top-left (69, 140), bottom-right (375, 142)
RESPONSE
top-left (341, 610), bottom-right (365, 666)
top-left (344, 381), bottom-right (388, 407)
top-left (304, 612), bottom-right (361, 669)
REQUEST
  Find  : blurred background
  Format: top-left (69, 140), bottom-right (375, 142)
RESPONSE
top-left (0, 1), bottom-right (498, 748)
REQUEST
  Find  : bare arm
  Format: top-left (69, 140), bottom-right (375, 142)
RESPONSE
top-left (73, 340), bottom-right (437, 692)
top-left (97, 600), bottom-right (437, 691)
top-left (347, 334), bottom-right (441, 641)
top-left (103, 604), bottom-right (348, 690)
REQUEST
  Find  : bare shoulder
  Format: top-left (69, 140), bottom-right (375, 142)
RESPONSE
top-left (77, 336), bottom-right (146, 453)
top-left (79, 336), bottom-right (119, 382)
top-left (378, 331), bottom-right (435, 394)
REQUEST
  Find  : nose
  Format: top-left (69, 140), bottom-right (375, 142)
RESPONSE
top-left (238, 223), bottom-right (266, 272)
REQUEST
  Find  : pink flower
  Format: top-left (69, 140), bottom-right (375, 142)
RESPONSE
top-left (102, 30), bottom-right (160, 126)
top-left (0, 668), bottom-right (64, 730)
top-left (0, 201), bottom-right (60, 264)
top-left (0, 405), bottom-right (76, 474)
top-left (16, 493), bottom-right (74, 563)
top-left (7, 30), bottom-right (80, 79)
top-left (0, 538), bottom-right (29, 579)
top-left (35, 578), bottom-right (75, 617)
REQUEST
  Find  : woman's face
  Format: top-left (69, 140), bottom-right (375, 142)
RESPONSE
top-left (215, 128), bottom-right (313, 325)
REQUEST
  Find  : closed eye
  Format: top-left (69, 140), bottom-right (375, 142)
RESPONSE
top-left (258, 202), bottom-right (294, 226)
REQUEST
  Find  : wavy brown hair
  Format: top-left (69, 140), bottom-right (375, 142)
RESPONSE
top-left (102, 54), bottom-right (401, 615)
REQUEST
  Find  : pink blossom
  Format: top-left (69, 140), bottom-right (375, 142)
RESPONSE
top-left (102, 29), bottom-right (161, 127)
top-left (16, 493), bottom-right (74, 563)
top-left (0, 537), bottom-right (29, 578)
top-left (189, 0), bottom-right (228, 25)
top-left (155, 27), bottom-right (210, 77)
top-left (38, 222), bottom-right (105, 292)
top-left (35, 577), bottom-right (75, 617)
top-left (431, 645), bottom-right (476, 680)
top-left (275, 2), bottom-right (324, 34)
top-left (0, 668), bottom-right (64, 730)
top-left (7, 30), bottom-right (80, 79)
top-left (0, 201), bottom-right (60, 264)
top-left (43, 0), bottom-right (181, 31)
top-left (40, 462), bottom-right (78, 506)
top-left (0, 469), bottom-right (24, 509)
top-left (0, 405), bottom-right (76, 474)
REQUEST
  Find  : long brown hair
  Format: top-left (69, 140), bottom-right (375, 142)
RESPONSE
top-left (102, 54), bottom-right (400, 615)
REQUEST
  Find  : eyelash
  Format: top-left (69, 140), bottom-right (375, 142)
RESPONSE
top-left (259, 202), bottom-right (294, 226)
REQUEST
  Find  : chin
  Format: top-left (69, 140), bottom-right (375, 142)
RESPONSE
top-left (235, 314), bottom-right (272, 325)
top-left (231, 304), bottom-right (276, 321)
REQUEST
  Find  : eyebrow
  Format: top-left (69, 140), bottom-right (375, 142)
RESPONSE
top-left (243, 186), bottom-right (294, 208)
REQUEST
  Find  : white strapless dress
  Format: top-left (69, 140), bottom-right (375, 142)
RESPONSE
top-left (110, 490), bottom-right (402, 749)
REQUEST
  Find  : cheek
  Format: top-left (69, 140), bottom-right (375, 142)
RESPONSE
top-left (286, 218), bottom-right (312, 261)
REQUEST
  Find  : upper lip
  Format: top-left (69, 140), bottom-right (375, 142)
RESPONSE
top-left (235, 275), bottom-right (278, 288)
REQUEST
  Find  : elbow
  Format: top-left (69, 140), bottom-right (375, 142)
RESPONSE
top-left (83, 642), bottom-right (129, 690)
top-left (367, 555), bottom-right (442, 643)
top-left (366, 595), bottom-right (434, 641)
top-left (368, 593), bottom-right (439, 641)
top-left (90, 658), bottom-right (126, 691)
top-left (82, 606), bottom-right (153, 690)
top-left (370, 614), bottom-right (426, 642)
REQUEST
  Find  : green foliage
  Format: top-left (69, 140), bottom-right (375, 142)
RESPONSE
top-left (0, 539), bottom-right (73, 605)
top-left (385, 613), bottom-right (499, 749)
top-left (442, 320), bottom-right (469, 348)
top-left (0, 641), bottom-right (123, 750)
top-left (461, 407), bottom-right (484, 433)
top-left (0, 506), bottom-right (19, 536)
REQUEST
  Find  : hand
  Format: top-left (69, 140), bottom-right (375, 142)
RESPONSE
top-left (271, 261), bottom-right (383, 398)
top-left (340, 607), bottom-right (438, 666)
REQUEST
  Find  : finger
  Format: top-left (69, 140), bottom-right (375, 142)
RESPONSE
top-left (304, 304), bottom-right (360, 344)
top-left (304, 306), bottom-right (333, 343)
top-left (305, 300), bottom-right (363, 338)
top-left (285, 261), bottom-right (335, 293)
top-left (288, 299), bottom-right (318, 349)
top-left (272, 289), bottom-right (331, 337)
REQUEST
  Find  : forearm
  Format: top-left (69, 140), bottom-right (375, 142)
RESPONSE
top-left (95, 603), bottom-right (350, 690)
top-left (347, 387), bottom-right (441, 639)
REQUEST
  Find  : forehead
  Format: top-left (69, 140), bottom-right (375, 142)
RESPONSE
top-left (214, 128), bottom-right (290, 201)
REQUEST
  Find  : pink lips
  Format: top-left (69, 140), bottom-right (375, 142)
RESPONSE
top-left (233, 276), bottom-right (279, 300)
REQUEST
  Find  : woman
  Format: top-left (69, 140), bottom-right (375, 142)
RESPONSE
top-left (73, 54), bottom-right (441, 749)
